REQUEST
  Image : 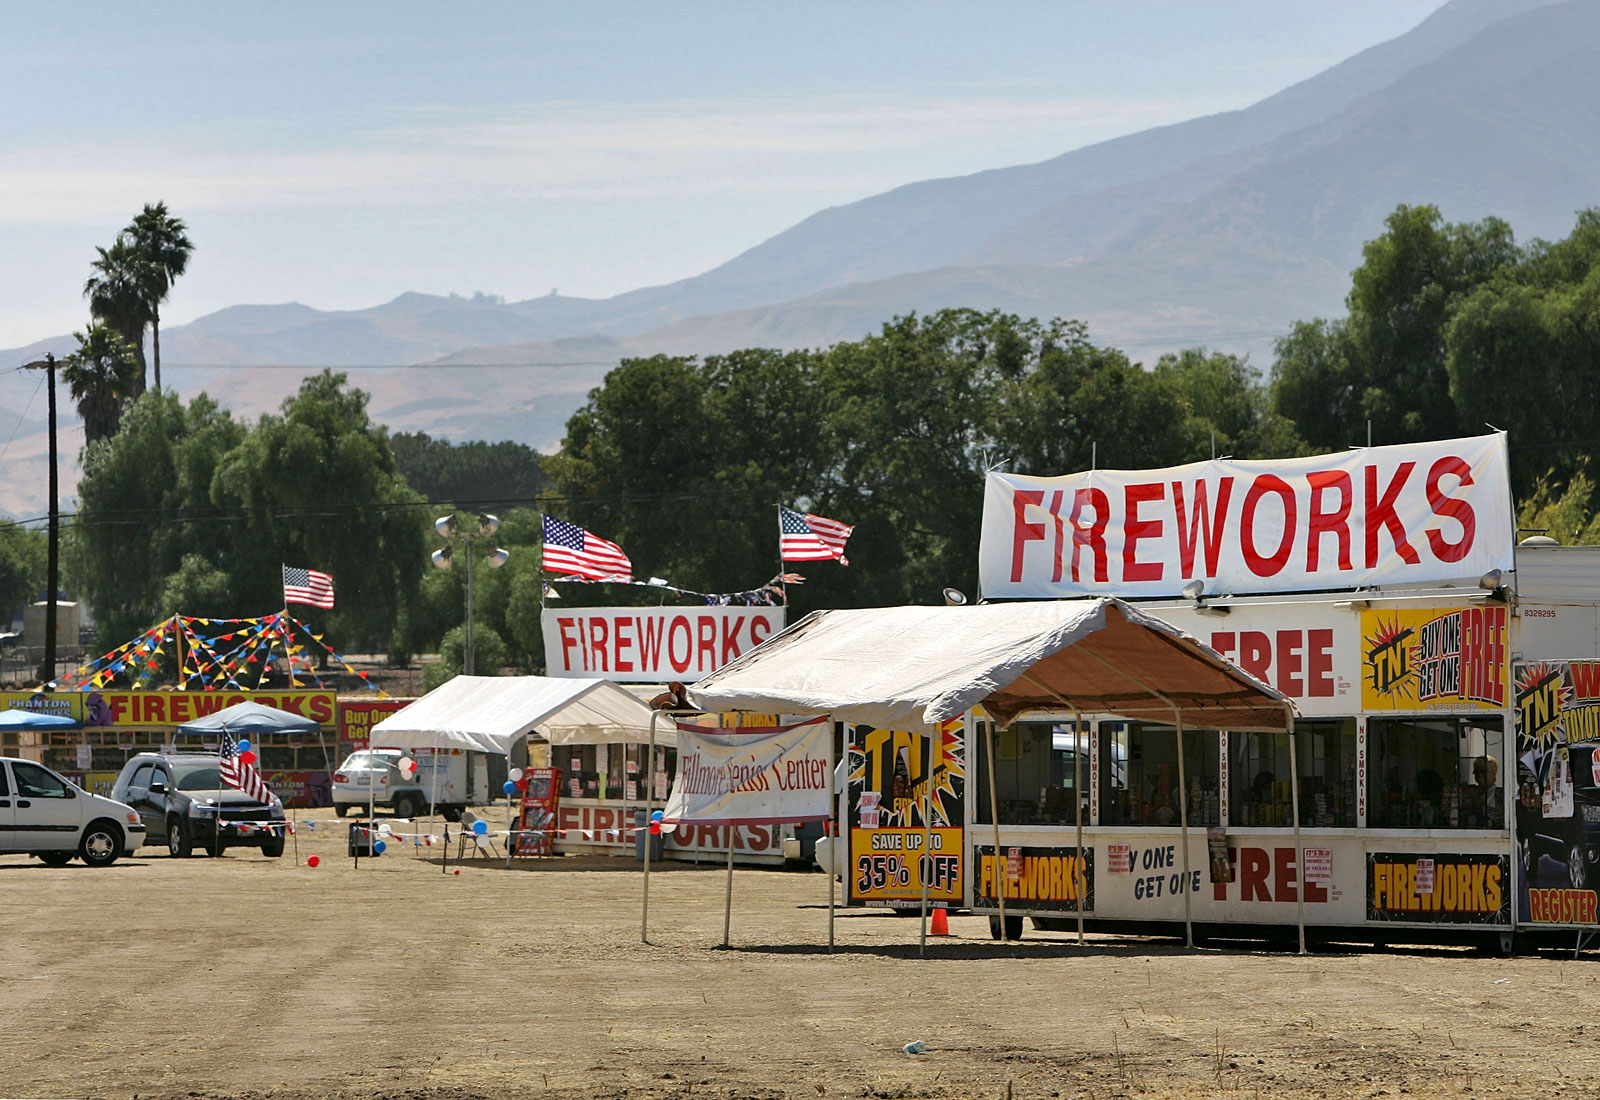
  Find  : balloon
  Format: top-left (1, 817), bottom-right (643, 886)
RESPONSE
top-left (472, 820), bottom-right (488, 835)
top-left (649, 822), bottom-right (661, 835)
top-left (475, 834), bottom-right (491, 849)
top-left (378, 823), bottom-right (393, 836)
top-left (306, 854), bottom-right (320, 868)
top-left (454, 868), bottom-right (461, 875)
top-left (373, 840), bottom-right (387, 854)
top-left (398, 757), bottom-right (416, 775)
top-left (237, 739), bottom-right (251, 752)
top-left (650, 810), bottom-right (663, 822)
top-left (508, 767), bottom-right (524, 782)
top-left (238, 750), bottom-right (257, 766)
top-left (502, 780), bottom-right (517, 794)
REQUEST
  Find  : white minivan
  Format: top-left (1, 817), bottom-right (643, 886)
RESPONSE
top-left (331, 748), bottom-right (492, 821)
top-left (0, 756), bottom-right (145, 866)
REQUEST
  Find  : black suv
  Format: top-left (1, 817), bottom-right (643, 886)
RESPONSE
top-left (1517, 744), bottom-right (1600, 890)
top-left (111, 752), bottom-right (287, 858)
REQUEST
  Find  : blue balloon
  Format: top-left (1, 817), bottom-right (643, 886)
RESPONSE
top-left (472, 820), bottom-right (488, 835)
top-left (237, 739), bottom-right (251, 752)
top-left (502, 780), bottom-right (517, 794)
top-left (650, 809), bottom-right (663, 822)
top-left (373, 839), bottom-right (387, 854)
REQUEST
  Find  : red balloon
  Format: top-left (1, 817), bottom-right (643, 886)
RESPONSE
top-left (306, 854), bottom-right (320, 868)
top-left (649, 822), bottom-right (661, 835)
top-left (239, 750), bottom-right (257, 765)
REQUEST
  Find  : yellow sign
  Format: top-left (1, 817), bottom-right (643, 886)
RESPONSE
top-left (0, 691), bottom-right (85, 722)
top-left (82, 690), bottom-right (337, 728)
top-left (848, 827), bottom-right (963, 901)
top-left (1360, 606), bottom-right (1508, 711)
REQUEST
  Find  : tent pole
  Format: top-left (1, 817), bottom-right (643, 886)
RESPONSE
top-left (723, 834), bottom-right (735, 947)
top-left (1288, 707), bottom-right (1306, 954)
top-left (986, 720), bottom-right (1007, 940)
top-left (431, 746), bottom-right (443, 873)
top-left (918, 728), bottom-right (934, 958)
top-left (1174, 708), bottom-right (1193, 948)
top-left (642, 710), bottom-right (659, 944)
top-left (1074, 708), bottom-right (1085, 946)
top-left (825, 720), bottom-right (835, 953)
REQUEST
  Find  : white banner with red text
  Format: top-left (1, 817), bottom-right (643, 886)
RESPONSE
top-left (662, 716), bottom-right (832, 826)
top-left (541, 606), bottom-right (785, 682)
top-left (980, 433), bottom-right (1513, 598)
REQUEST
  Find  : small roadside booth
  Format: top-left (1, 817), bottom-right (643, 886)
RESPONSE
top-left (690, 597), bottom-right (1295, 947)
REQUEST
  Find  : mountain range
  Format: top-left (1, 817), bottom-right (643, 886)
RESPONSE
top-left (5, 0), bottom-right (1596, 520)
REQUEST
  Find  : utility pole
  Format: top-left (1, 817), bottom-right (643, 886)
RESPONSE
top-left (21, 355), bottom-right (59, 684)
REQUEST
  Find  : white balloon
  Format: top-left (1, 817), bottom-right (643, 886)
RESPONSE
top-left (378, 822), bottom-right (393, 836)
top-left (398, 756), bottom-right (416, 775)
top-left (475, 834), bottom-right (491, 849)
top-left (508, 767), bottom-right (524, 782)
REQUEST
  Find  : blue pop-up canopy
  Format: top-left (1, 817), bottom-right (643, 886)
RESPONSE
top-left (173, 700), bottom-right (320, 736)
top-left (0, 707), bottom-right (80, 730)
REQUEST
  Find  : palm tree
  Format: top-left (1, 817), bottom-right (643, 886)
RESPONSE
top-left (83, 237), bottom-right (155, 397)
top-left (126, 202), bottom-right (193, 392)
top-left (63, 324), bottom-right (142, 445)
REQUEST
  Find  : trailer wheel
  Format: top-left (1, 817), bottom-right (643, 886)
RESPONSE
top-left (392, 792), bottom-right (421, 820)
top-left (988, 914), bottom-right (1023, 941)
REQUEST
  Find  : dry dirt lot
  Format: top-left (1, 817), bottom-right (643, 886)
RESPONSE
top-left (4, 814), bottom-right (1600, 1100)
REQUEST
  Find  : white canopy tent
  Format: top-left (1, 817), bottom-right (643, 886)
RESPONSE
top-left (369, 675), bottom-right (664, 754)
top-left (689, 598), bottom-right (1298, 951)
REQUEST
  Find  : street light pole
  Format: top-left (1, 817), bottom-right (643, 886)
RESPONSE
top-left (431, 514), bottom-right (509, 677)
top-left (22, 355), bottom-right (60, 684)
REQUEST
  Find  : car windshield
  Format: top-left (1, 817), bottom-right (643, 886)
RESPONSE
top-left (171, 763), bottom-right (223, 791)
top-left (344, 752), bottom-right (397, 771)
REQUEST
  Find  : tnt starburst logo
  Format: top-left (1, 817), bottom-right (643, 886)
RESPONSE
top-left (848, 718), bottom-right (966, 829)
top-left (1364, 616), bottom-right (1416, 703)
top-left (1515, 662), bottom-right (1570, 751)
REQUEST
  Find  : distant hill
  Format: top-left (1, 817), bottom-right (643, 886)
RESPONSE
top-left (1, 0), bottom-right (1588, 517)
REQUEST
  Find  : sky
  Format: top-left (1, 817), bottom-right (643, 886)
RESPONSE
top-left (1, 1), bottom-right (1447, 349)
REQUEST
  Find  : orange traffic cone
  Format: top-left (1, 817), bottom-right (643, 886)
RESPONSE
top-left (930, 906), bottom-right (951, 936)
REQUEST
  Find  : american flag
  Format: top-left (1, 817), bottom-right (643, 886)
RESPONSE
top-left (780, 506), bottom-right (854, 565)
top-left (541, 515), bottom-right (634, 580)
top-left (283, 564), bottom-right (335, 609)
top-left (219, 732), bottom-right (274, 805)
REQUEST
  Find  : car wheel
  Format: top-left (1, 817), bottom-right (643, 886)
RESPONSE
top-left (392, 793), bottom-right (421, 819)
top-left (334, 804), bottom-right (350, 818)
top-left (79, 820), bottom-right (123, 868)
top-left (988, 914), bottom-right (1024, 940)
top-left (37, 851), bottom-right (74, 867)
top-left (205, 842), bottom-right (227, 857)
top-left (1568, 843), bottom-right (1592, 889)
top-left (261, 834), bottom-right (285, 858)
top-left (168, 817), bottom-right (193, 858)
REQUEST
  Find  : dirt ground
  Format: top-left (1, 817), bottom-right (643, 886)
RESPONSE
top-left (5, 815), bottom-right (1600, 1100)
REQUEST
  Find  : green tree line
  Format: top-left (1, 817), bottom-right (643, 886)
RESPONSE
top-left (52, 201), bottom-right (1600, 673)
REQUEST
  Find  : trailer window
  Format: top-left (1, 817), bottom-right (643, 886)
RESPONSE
top-left (1100, 724), bottom-right (1219, 827)
top-left (973, 721), bottom-right (1089, 825)
top-left (1367, 715), bottom-right (1504, 829)
top-left (1230, 720), bottom-right (1357, 827)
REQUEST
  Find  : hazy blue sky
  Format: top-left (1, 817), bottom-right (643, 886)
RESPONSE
top-left (2, 2), bottom-right (1445, 347)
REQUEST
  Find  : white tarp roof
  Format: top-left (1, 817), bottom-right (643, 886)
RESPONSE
top-left (369, 675), bottom-right (663, 754)
top-left (690, 598), bottom-right (1294, 734)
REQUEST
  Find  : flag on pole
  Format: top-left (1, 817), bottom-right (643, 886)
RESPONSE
top-left (282, 565), bottom-right (335, 609)
top-left (541, 515), bottom-right (634, 580)
top-left (779, 506), bottom-right (854, 565)
top-left (219, 732), bottom-right (274, 805)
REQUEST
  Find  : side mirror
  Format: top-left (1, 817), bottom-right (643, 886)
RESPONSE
top-left (149, 777), bottom-right (168, 794)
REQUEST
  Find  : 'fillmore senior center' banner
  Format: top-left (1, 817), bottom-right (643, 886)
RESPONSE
top-left (662, 716), bottom-right (832, 825)
top-left (542, 606), bottom-right (784, 682)
top-left (980, 433), bottom-right (1513, 599)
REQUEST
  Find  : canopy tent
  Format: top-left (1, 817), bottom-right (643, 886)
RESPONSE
top-left (368, 675), bottom-right (663, 755)
top-left (690, 597), bottom-right (1293, 733)
top-left (0, 708), bottom-right (79, 730)
top-left (688, 597), bottom-right (1297, 952)
top-left (174, 700), bottom-right (321, 736)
